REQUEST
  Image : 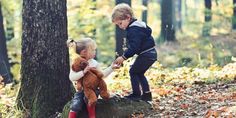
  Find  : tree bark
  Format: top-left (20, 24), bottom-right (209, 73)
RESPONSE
top-left (160, 0), bottom-right (176, 42)
top-left (233, 0), bottom-right (236, 29)
top-left (142, 0), bottom-right (148, 23)
top-left (202, 0), bottom-right (212, 36)
top-left (175, 0), bottom-right (182, 31)
top-left (0, 2), bottom-right (12, 84)
top-left (16, 0), bottom-right (73, 117)
top-left (115, 0), bottom-right (131, 57)
top-left (184, 0), bottom-right (188, 17)
top-left (204, 0), bottom-right (212, 22)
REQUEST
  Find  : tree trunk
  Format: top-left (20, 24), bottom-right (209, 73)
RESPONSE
top-left (160, 0), bottom-right (176, 42)
top-left (0, 2), bottom-right (12, 84)
top-left (202, 0), bottom-right (212, 36)
top-left (115, 0), bottom-right (131, 57)
top-left (16, 0), bottom-right (73, 117)
top-left (233, 0), bottom-right (236, 29)
top-left (175, 0), bottom-right (182, 31)
top-left (184, 0), bottom-right (188, 17)
top-left (204, 0), bottom-right (212, 22)
top-left (142, 0), bottom-right (148, 23)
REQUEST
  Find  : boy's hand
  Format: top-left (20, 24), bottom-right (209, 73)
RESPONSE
top-left (114, 56), bottom-right (125, 65)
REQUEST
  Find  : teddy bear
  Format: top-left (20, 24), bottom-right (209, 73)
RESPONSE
top-left (71, 56), bottom-right (110, 106)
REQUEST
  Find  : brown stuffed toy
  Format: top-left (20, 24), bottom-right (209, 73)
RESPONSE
top-left (72, 56), bottom-right (110, 106)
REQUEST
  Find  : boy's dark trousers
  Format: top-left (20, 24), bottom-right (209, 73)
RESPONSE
top-left (129, 49), bottom-right (157, 96)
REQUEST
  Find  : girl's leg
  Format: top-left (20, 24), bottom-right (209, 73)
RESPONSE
top-left (68, 111), bottom-right (76, 118)
top-left (86, 104), bottom-right (96, 118)
top-left (84, 89), bottom-right (99, 118)
top-left (69, 91), bottom-right (85, 118)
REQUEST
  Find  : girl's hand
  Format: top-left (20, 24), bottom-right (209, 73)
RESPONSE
top-left (111, 62), bottom-right (121, 69)
top-left (83, 66), bottom-right (91, 74)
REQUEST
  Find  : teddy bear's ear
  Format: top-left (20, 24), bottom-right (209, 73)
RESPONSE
top-left (80, 61), bottom-right (88, 69)
top-left (81, 61), bottom-right (88, 66)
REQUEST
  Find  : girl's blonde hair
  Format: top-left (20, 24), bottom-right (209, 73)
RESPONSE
top-left (67, 38), bottom-right (96, 54)
top-left (111, 3), bottom-right (135, 22)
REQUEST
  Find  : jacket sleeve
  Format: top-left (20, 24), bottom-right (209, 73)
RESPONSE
top-left (102, 66), bottom-right (113, 78)
top-left (123, 28), bottom-right (143, 59)
top-left (69, 69), bottom-right (84, 81)
top-left (96, 62), bottom-right (113, 79)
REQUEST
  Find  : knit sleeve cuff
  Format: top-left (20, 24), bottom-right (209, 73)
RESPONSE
top-left (122, 55), bottom-right (127, 60)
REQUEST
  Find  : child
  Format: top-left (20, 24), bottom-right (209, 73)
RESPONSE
top-left (112, 3), bottom-right (157, 102)
top-left (67, 38), bottom-right (120, 118)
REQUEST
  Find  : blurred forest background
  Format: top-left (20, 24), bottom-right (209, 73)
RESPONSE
top-left (1, 0), bottom-right (236, 76)
top-left (0, 0), bottom-right (236, 117)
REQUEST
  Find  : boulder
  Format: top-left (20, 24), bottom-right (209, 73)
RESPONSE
top-left (62, 95), bottom-right (151, 118)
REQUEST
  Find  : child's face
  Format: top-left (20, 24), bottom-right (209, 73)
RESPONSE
top-left (85, 47), bottom-right (96, 60)
top-left (113, 18), bottom-right (130, 30)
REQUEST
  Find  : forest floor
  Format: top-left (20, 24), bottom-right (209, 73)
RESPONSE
top-left (110, 60), bottom-right (236, 118)
top-left (144, 79), bottom-right (236, 118)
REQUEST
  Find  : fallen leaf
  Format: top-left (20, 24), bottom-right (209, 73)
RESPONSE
top-left (217, 106), bottom-right (228, 112)
top-left (199, 95), bottom-right (208, 100)
top-left (180, 104), bottom-right (189, 109)
top-left (153, 88), bottom-right (171, 96)
top-left (205, 109), bottom-right (219, 118)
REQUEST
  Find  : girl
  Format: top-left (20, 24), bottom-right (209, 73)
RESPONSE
top-left (67, 38), bottom-right (119, 118)
top-left (112, 3), bottom-right (157, 102)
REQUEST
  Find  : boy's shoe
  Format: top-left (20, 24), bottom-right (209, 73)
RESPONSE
top-left (124, 93), bottom-right (141, 101)
top-left (141, 92), bottom-right (152, 102)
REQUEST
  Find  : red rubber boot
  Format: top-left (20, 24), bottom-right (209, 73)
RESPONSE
top-left (68, 111), bottom-right (76, 118)
top-left (87, 104), bottom-right (96, 118)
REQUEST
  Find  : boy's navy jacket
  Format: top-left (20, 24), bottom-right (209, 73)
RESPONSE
top-left (123, 19), bottom-right (155, 59)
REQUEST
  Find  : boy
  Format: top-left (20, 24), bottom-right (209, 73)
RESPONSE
top-left (112, 3), bottom-right (157, 102)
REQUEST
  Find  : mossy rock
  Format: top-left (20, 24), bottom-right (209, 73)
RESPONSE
top-left (61, 95), bottom-right (151, 118)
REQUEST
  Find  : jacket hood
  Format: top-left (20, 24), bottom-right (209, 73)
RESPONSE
top-left (129, 20), bottom-right (146, 28)
top-left (129, 20), bottom-right (152, 36)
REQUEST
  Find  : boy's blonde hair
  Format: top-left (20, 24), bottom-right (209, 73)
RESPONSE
top-left (67, 38), bottom-right (97, 54)
top-left (111, 3), bottom-right (135, 22)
